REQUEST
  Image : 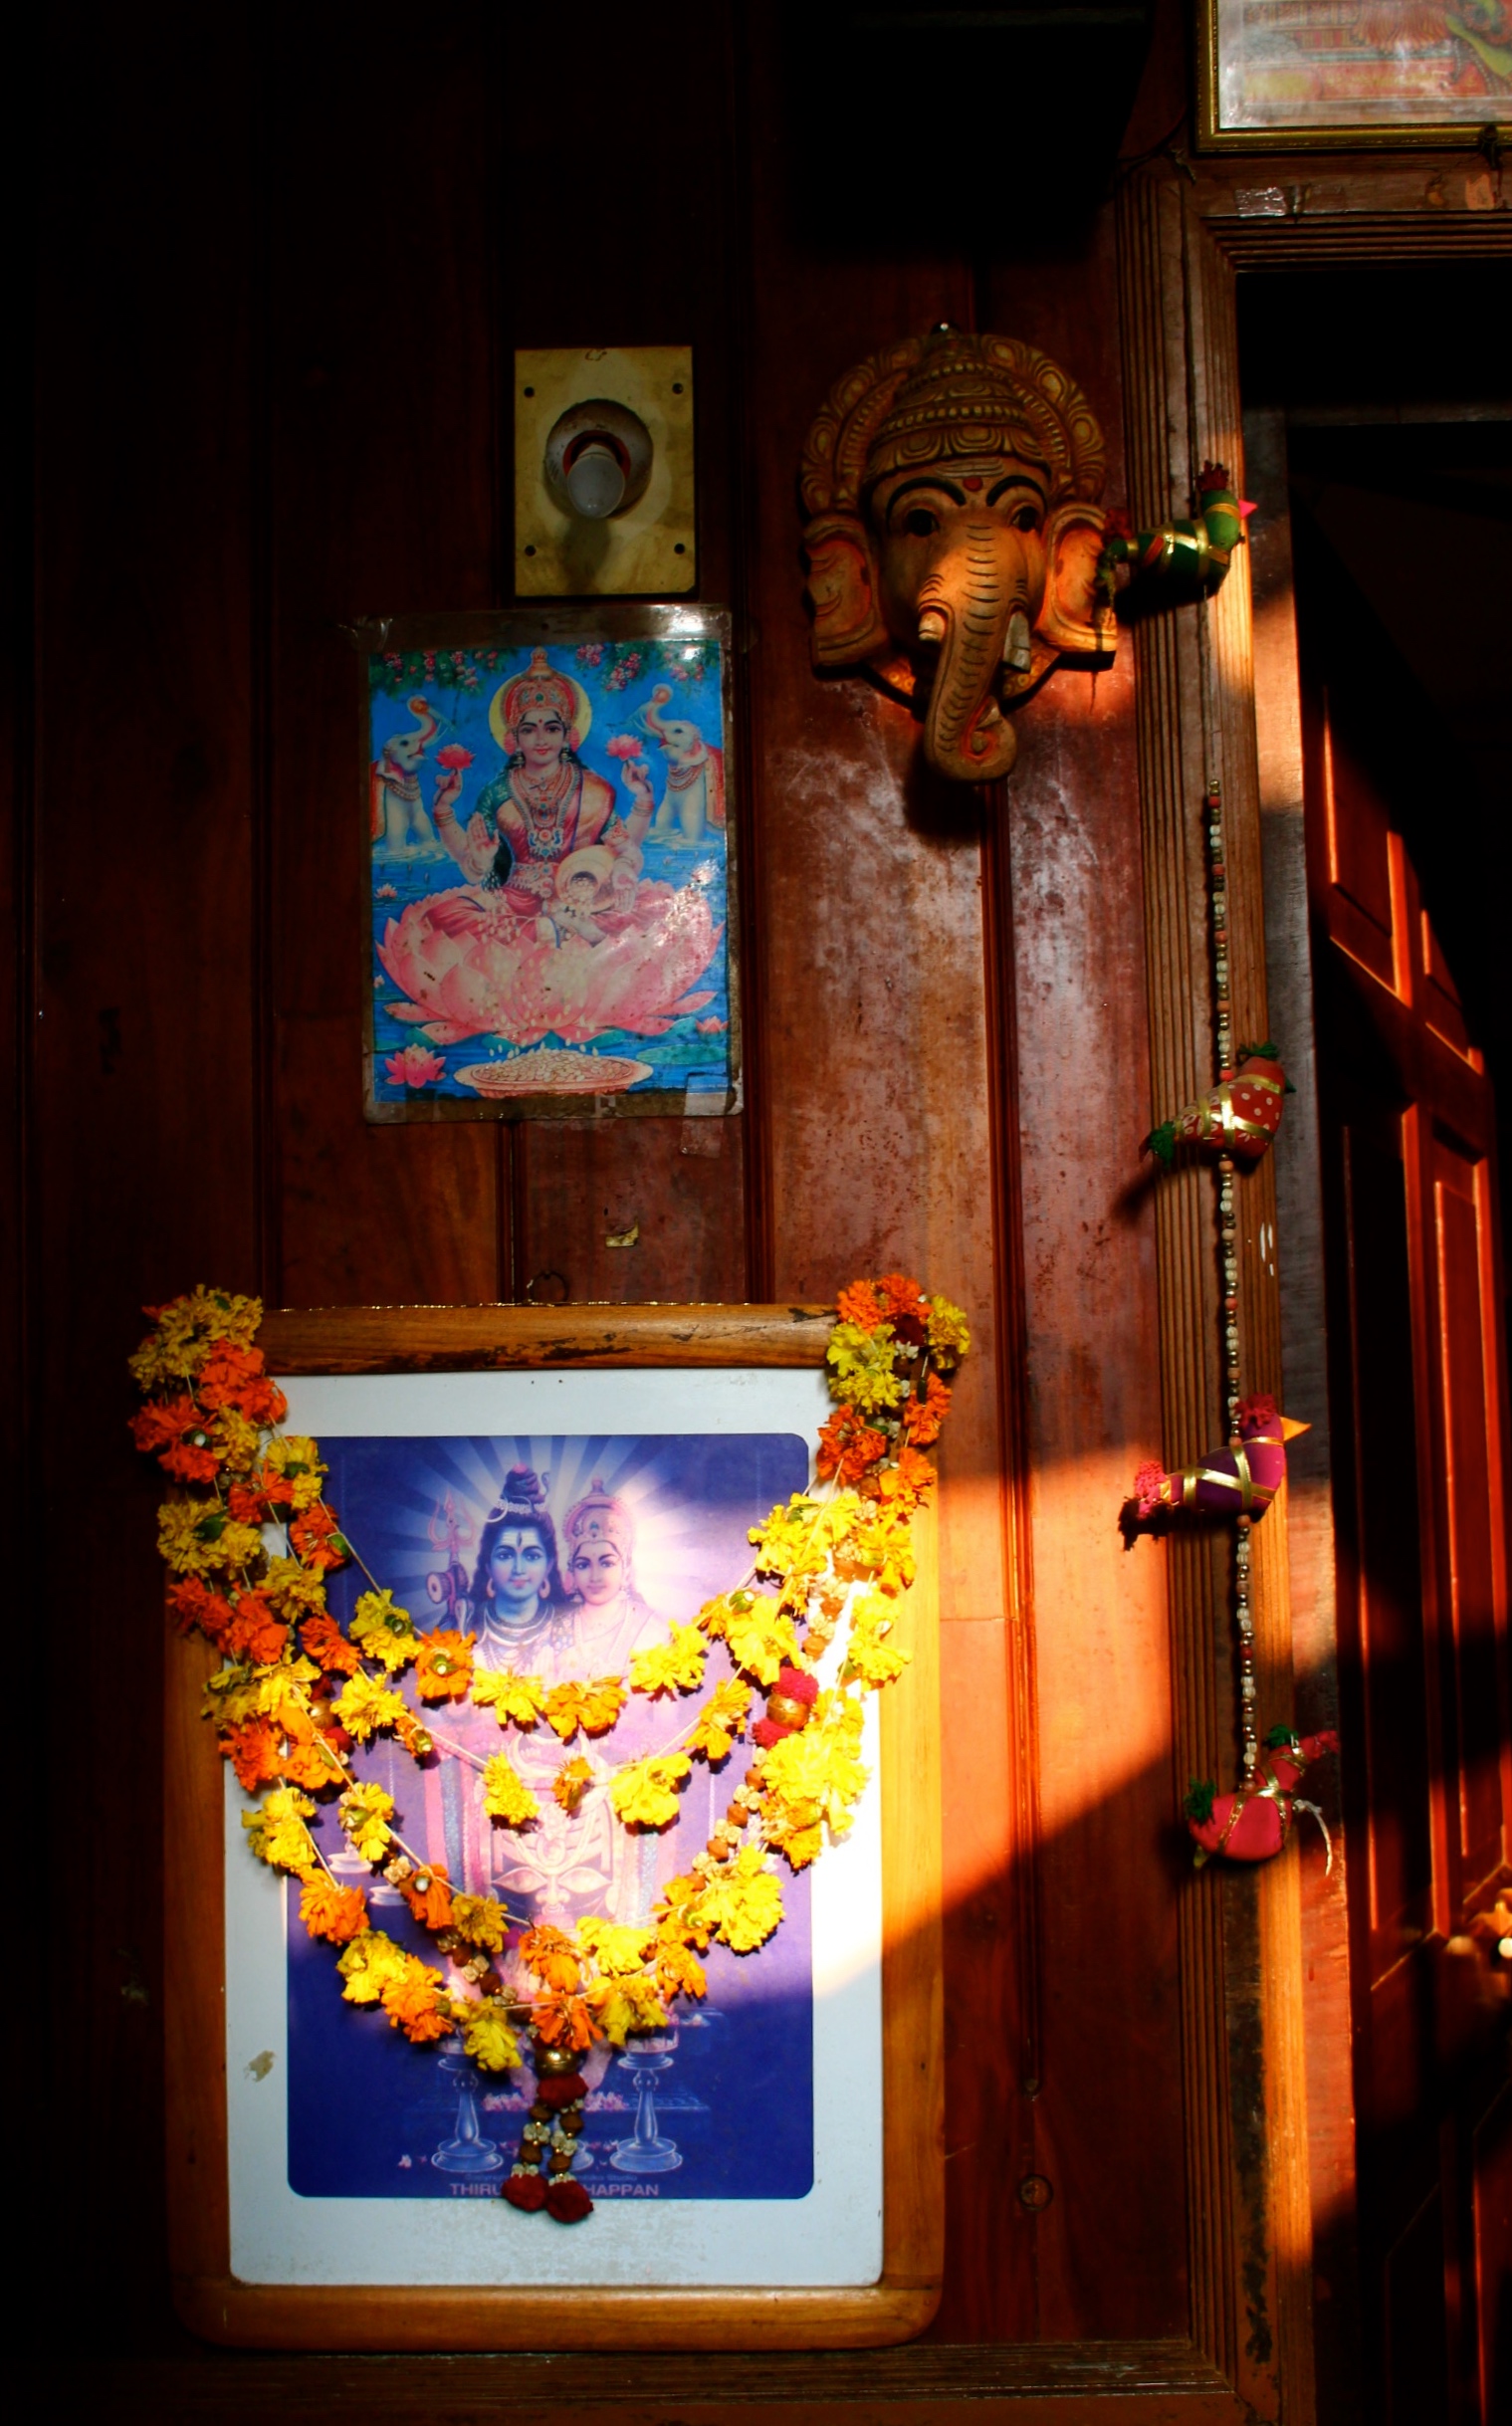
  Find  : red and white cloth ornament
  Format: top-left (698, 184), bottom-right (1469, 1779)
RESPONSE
top-left (1130, 1395), bottom-right (1307, 1530)
top-left (1185, 1730), bottom-right (1339, 1869)
top-left (1145, 1046), bottom-right (1290, 1170)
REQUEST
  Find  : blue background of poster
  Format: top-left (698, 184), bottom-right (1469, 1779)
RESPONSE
top-left (286, 1430), bottom-right (813, 2202)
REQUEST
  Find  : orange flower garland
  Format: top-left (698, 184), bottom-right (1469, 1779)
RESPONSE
top-left (132, 1277), bottom-right (969, 2223)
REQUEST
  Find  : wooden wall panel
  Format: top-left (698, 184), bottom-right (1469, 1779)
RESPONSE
top-left (488, 0), bottom-right (755, 1306)
top-left (980, 241), bottom-right (1186, 2342)
top-left (521, 1116), bottom-right (748, 1307)
top-left (263, 5), bottom-right (502, 1306)
top-left (35, 0), bottom-right (261, 2347)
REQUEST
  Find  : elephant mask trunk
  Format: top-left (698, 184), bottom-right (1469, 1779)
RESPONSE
top-left (919, 521), bottom-right (1024, 784)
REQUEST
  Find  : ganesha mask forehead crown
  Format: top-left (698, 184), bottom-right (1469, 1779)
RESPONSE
top-left (801, 328), bottom-right (1115, 783)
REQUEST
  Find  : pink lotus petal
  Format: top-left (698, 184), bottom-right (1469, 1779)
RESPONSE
top-left (435, 744), bottom-right (474, 770)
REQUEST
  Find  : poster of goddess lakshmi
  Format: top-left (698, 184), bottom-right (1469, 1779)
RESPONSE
top-left (1212, 0), bottom-right (1512, 133)
top-left (363, 615), bottom-right (738, 1119)
top-left (285, 1427), bottom-right (815, 2203)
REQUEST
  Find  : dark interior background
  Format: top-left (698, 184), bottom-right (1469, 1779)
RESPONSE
top-left (1238, 264), bottom-right (1512, 1267)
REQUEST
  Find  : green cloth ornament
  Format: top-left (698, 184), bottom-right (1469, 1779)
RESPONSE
top-left (1099, 462), bottom-right (1253, 600)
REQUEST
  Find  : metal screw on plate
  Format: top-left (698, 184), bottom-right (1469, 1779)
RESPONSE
top-left (1017, 2173), bottom-right (1053, 2211)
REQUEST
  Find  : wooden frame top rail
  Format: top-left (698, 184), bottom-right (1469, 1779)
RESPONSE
top-left (259, 1302), bottom-right (834, 1373)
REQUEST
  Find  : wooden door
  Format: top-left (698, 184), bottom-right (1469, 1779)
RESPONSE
top-left (1300, 572), bottom-right (1512, 2425)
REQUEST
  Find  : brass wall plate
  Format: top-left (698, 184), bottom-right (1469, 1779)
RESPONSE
top-left (515, 345), bottom-right (695, 597)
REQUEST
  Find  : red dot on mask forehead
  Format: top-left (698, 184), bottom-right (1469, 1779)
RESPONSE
top-left (963, 476), bottom-right (983, 491)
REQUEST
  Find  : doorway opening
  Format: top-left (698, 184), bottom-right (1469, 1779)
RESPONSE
top-left (1237, 262), bottom-right (1512, 2426)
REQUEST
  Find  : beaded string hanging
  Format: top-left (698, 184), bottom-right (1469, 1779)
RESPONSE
top-left (1206, 783), bottom-right (1258, 1786)
top-left (1124, 782), bottom-right (1337, 1866)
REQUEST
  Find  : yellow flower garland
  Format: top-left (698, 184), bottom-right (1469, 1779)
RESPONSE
top-left (131, 1275), bottom-right (969, 2222)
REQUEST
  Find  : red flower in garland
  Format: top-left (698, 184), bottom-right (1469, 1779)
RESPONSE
top-left (225, 1594), bottom-right (290, 1666)
top-left (816, 1404), bottom-right (888, 1484)
top-left (412, 1629), bottom-right (476, 1702)
top-left (300, 1610), bottom-right (361, 1676)
top-left (167, 1576), bottom-right (234, 1641)
top-left (399, 1867), bottom-right (455, 1929)
top-left (299, 1878), bottom-right (368, 1944)
top-left (901, 1372), bottom-right (952, 1446)
top-left (835, 1279), bottom-right (885, 1331)
top-left (289, 1502), bottom-right (346, 1573)
top-left (223, 1718), bottom-right (283, 1791)
top-left (130, 1395), bottom-right (222, 1481)
top-left (228, 1478), bottom-right (273, 1525)
top-left (197, 1342), bottom-right (288, 1427)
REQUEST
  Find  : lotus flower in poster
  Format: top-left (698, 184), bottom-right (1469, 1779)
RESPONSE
top-left (378, 884), bottom-right (720, 1048)
top-left (382, 1044), bottom-right (446, 1089)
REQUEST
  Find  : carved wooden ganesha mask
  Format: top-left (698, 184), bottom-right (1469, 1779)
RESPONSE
top-left (800, 327), bottom-right (1114, 783)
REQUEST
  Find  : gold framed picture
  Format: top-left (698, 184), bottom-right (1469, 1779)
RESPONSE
top-left (1197, 0), bottom-right (1512, 151)
top-left (164, 1303), bottom-right (944, 2350)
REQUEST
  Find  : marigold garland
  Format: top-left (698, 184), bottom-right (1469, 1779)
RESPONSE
top-left (132, 1273), bottom-right (969, 2223)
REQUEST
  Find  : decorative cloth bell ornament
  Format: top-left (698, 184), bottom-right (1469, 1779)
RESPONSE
top-left (1128, 1395), bottom-right (1308, 1534)
top-left (1145, 1044), bottom-right (1291, 1171)
top-left (1184, 1727), bottom-right (1339, 1870)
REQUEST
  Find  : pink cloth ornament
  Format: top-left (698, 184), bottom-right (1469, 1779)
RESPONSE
top-left (1185, 1730), bottom-right (1339, 1869)
top-left (1129, 1395), bottom-right (1307, 1530)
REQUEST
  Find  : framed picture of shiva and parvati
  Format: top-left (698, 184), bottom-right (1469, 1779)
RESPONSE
top-left (361, 606), bottom-right (740, 1125)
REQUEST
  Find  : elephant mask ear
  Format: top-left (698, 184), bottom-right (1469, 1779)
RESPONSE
top-left (802, 513), bottom-right (888, 670)
top-left (1035, 502), bottom-right (1116, 658)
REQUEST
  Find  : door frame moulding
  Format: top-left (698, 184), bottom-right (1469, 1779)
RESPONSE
top-left (1115, 153), bottom-right (1512, 2426)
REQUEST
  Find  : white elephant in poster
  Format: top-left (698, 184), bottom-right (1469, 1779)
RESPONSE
top-left (636, 685), bottom-right (727, 847)
top-left (370, 695), bottom-right (446, 858)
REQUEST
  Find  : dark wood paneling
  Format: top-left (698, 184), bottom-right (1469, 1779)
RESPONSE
top-left (35, 0), bottom-right (262, 2347)
top-left (487, 0), bottom-right (753, 1304)
top-left (263, 4), bottom-right (502, 1305)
